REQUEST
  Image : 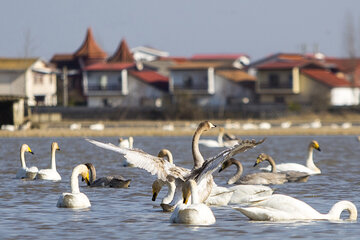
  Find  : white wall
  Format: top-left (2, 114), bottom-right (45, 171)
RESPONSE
top-left (331, 87), bottom-right (360, 106)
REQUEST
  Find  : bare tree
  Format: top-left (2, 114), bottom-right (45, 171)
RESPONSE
top-left (22, 29), bottom-right (37, 58)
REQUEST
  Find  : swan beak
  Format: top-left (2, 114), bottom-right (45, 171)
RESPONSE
top-left (317, 147), bottom-right (321, 152)
top-left (253, 159), bottom-right (260, 167)
top-left (152, 191), bottom-right (158, 201)
top-left (183, 189), bottom-right (191, 204)
top-left (27, 146), bottom-right (34, 154)
top-left (57, 147), bottom-right (60, 151)
top-left (82, 172), bottom-right (90, 185)
top-left (218, 165), bottom-right (224, 173)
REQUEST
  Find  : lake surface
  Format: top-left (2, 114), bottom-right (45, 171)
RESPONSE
top-left (0, 135), bottom-right (359, 239)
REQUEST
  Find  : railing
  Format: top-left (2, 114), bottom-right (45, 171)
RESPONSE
top-left (258, 82), bottom-right (292, 89)
top-left (87, 85), bottom-right (122, 91)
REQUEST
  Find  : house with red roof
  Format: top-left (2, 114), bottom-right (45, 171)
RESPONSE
top-left (250, 53), bottom-right (360, 108)
top-left (51, 28), bottom-right (107, 105)
top-left (169, 59), bottom-right (255, 113)
top-left (83, 38), bottom-right (170, 108)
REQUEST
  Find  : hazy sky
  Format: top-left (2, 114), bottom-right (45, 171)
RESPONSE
top-left (1, 0), bottom-right (359, 61)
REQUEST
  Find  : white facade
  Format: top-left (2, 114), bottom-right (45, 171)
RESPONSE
top-left (0, 58), bottom-right (57, 106)
top-left (331, 87), bottom-right (360, 106)
top-left (169, 68), bottom-right (254, 108)
top-left (131, 46), bottom-right (169, 62)
top-left (85, 70), bottom-right (168, 108)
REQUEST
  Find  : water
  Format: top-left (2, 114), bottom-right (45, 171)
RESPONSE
top-left (0, 135), bottom-right (359, 239)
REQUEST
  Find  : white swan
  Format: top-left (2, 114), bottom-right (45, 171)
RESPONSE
top-left (170, 179), bottom-right (216, 225)
top-left (152, 148), bottom-right (233, 208)
top-left (36, 142), bottom-right (61, 181)
top-left (198, 127), bottom-right (239, 148)
top-left (56, 164), bottom-right (91, 209)
top-left (120, 137), bottom-right (134, 167)
top-left (85, 163), bottom-right (131, 188)
top-left (260, 140), bottom-right (321, 174)
top-left (119, 136), bottom-right (133, 148)
top-left (86, 121), bottom-right (264, 210)
top-left (16, 144), bottom-right (38, 180)
top-left (234, 194), bottom-right (357, 221)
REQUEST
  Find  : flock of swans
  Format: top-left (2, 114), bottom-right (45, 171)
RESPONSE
top-left (16, 121), bottom-right (357, 225)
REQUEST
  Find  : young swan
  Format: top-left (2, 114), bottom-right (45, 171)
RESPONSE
top-left (57, 164), bottom-right (91, 209)
top-left (16, 144), bottom-right (38, 180)
top-left (234, 194), bottom-right (357, 221)
top-left (36, 142), bottom-right (61, 181)
top-left (84, 163), bottom-right (131, 188)
top-left (260, 140), bottom-right (321, 174)
top-left (170, 179), bottom-right (216, 225)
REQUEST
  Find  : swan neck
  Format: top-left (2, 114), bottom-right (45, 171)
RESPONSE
top-left (51, 146), bottom-right (57, 170)
top-left (217, 131), bottom-right (224, 146)
top-left (89, 164), bottom-right (96, 183)
top-left (267, 156), bottom-right (277, 173)
top-left (192, 127), bottom-right (205, 169)
top-left (190, 181), bottom-right (200, 204)
top-left (162, 181), bottom-right (176, 204)
top-left (327, 201), bottom-right (358, 220)
top-left (228, 160), bottom-right (243, 184)
top-left (306, 146), bottom-right (318, 171)
top-left (70, 165), bottom-right (84, 194)
top-left (129, 137), bottom-right (133, 148)
top-left (20, 148), bottom-right (26, 168)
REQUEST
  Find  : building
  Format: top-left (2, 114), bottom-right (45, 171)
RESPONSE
top-left (50, 27), bottom-right (107, 105)
top-left (0, 58), bottom-right (56, 127)
top-left (250, 53), bottom-right (360, 108)
top-left (83, 38), bottom-right (170, 109)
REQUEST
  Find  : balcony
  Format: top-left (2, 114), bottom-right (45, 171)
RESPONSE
top-left (87, 84), bottom-right (123, 96)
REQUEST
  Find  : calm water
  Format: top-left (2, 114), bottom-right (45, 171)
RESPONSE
top-left (0, 135), bottom-right (359, 239)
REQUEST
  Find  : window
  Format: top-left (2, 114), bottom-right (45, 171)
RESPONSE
top-left (184, 76), bottom-right (193, 88)
top-left (100, 75), bottom-right (108, 90)
top-left (34, 73), bottom-right (43, 84)
top-left (288, 73), bottom-right (293, 88)
top-left (269, 74), bottom-right (279, 88)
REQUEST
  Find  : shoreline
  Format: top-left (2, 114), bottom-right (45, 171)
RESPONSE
top-left (1, 124), bottom-right (360, 138)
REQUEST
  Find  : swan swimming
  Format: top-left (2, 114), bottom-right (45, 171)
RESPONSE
top-left (16, 144), bottom-right (38, 180)
top-left (260, 140), bottom-right (321, 174)
top-left (36, 142), bottom-right (61, 181)
top-left (85, 162), bottom-right (131, 188)
top-left (86, 121), bottom-right (264, 210)
top-left (56, 164), bottom-right (91, 209)
top-left (234, 194), bottom-right (357, 221)
top-left (198, 127), bottom-right (239, 148)
top-left (119, 137), bottom-right (134, 167)
top-left (170, 179), bottom-right (216, 225)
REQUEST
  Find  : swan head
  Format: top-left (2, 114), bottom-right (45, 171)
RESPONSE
top-left (21, 144), bottom-right (34, 154)
top-left (52, 142), bottom-right (60, 151)
top-left (310, 140), bottom-right (321, 151)
top-left (118, 137), bottom-right (124, 143)
top-left (80, 167), bottom-right (90, 185)
top-left (254, 153), bottom-right (269, 167)
top-left (219, 158), bottom-right (235, 173)
top-left (197, 121), bottom-right (216, 132)
top-left (152, 179), bottom-right (165, 201)
top-left (84, 163), bottom-right (96, 185)
top-left (182, 179), bottom-right (197, 204)
top-left (157, 149), bottom-right (173, 164)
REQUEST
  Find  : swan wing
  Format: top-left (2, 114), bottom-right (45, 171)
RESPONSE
top-left (86, 139), bottom-right (189, 181)
top-left (193, 138), bottom-right (266, 182)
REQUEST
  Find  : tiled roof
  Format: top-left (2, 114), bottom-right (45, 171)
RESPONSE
top-left (85, 62), bottom-right (135, 71)
top-left (170, 61), bottom-right (228, 70)
top-left (108, 38), bottom-right (134, 63)
top-left (50, 54), bottom-right (75, 62)
top-left (129, 70), bottom-right (168, 91)
top-left (216, 70), bottom-right (256, 82)
top-left (0, 58), bottom-right (38, 70)
top-left (74, 28), bottom-right (107, 59)
top-left (191, 54), bottom-right (248, 60)
top-left (256, 60), bottom-right (308, 70)
top-left (301, 69), bottom-right (351, 87)
top-left (324, 58), bottom-right (360, 73)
